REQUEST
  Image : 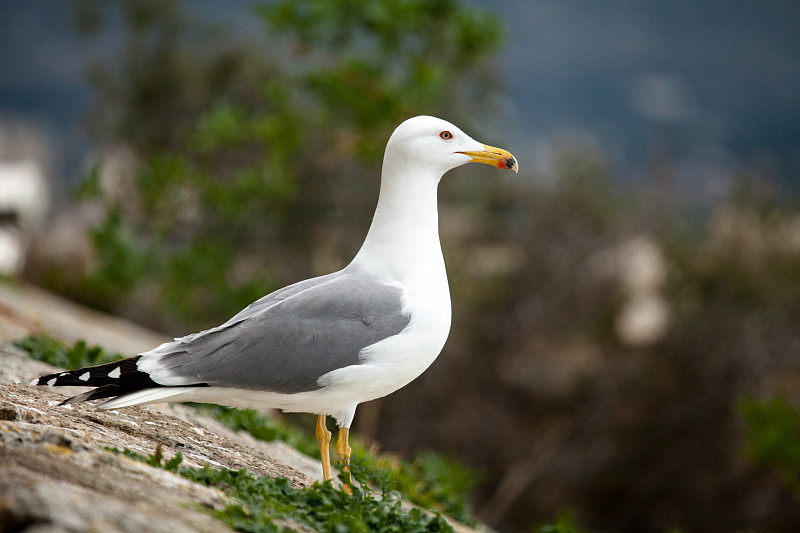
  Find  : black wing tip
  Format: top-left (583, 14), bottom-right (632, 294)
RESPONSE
top-left (29, 356), bottom-right (164, 407)
top-left (30, 356), bottom-right (148, 388)
top-left (31, 356), bottom-right (209, 407)
top-left (30, 372), bottom-right (64, 386)
top-left (58, 384), bottom-right (128, 405)
top-left (58, 390), bottom-right (95, 406)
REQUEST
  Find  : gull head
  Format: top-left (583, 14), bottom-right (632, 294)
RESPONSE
top-left (384, 115), bottom-right (518, 178)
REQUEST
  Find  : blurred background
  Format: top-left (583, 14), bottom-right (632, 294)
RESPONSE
top-left (2, 0), bottom-right (800, 531)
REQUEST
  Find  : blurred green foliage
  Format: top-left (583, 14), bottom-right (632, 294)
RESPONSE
top-left (68, 0), bottom-right (503, 331)
top-left (740, 395), bottom-right (800, 497)
top-left (15, 334), bottom-right (124, 368)
top-left (536, 512), bottom-right (590, 533)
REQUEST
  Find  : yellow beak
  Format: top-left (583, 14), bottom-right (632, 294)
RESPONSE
top-left (459, 144), bottom-right (519, 173)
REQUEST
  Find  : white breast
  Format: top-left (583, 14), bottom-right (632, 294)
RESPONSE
top-left (317, 274), bottom-right (451, 404)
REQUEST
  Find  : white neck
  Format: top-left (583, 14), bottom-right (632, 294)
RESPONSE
top-left (351, 159), bottom-right (447, 287)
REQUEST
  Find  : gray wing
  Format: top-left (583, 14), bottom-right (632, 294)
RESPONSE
top-left (142, 267), bottom-right (410, 394)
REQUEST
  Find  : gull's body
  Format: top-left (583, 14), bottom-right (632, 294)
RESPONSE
top-left (33, 115), bottom-right (517, 480)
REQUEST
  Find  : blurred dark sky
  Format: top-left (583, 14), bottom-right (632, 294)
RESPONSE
top-left (1, 0), bottom-right (799, 201)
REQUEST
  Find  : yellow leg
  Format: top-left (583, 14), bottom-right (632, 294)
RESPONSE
top-left (336, 427), bottom-right (352, 494)
top-left (315, 414), bottom-right (332, 481)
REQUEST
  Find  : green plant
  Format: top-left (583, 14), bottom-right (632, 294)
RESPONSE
top-left (347, 450), bottom-right (477, 525)
top-left (107, 445), bottom-right (454, 533)
top-left (193, 406), bottom-right (479, 524)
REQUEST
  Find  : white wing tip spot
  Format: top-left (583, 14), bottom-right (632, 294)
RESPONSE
top-left (108, 366), bottom-right (122, 379)
top-left (47, 377), bottom-right (57, 386)
top-left (78, 372), bottom-right (91, 382)
top-left (30, 378), bottom-right (40, 385)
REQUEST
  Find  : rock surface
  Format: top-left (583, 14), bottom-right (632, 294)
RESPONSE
top-left (0, 282), bottom-right (326, 532)
top-left (0, 344), bottom-right (318, 533)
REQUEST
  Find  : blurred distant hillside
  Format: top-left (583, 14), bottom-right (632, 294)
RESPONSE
top-left (1, 0), bottom-right (799, 198)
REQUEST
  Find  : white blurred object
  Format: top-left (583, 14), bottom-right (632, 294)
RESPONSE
top-left (615, 236), bottom-right (671, 346)
top-left (618, 237), bottom-right (667, 293)
top-left (616, 293), bottom-right (671, 347)
top-left (0, 160), bottom-right (50, 276)
top-left (0, 227), bottom-right (24, 274)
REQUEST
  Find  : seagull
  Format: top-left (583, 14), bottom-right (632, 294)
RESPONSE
top-left (32, 115), bottom-right (518, 482)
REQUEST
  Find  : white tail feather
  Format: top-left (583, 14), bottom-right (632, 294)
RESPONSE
top-left (95, 387), bottom-right (200, 409)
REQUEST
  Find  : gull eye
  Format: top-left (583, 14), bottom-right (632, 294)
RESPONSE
top-left (439, 131), bottom-right (453, 140)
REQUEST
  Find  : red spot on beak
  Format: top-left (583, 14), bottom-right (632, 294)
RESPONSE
top-left (498, 157), bottom-right (517, 170)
